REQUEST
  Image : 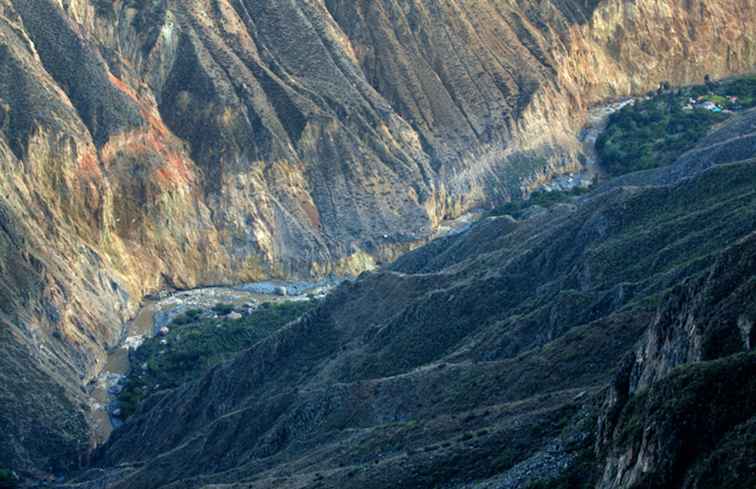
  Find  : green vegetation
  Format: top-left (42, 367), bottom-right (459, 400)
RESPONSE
top-left (615, 353), bottom-right (756, 488)
top-left (170, 308), bottom-right (203, 326)
top-left (117, 301), bottom-right (317, 419)
top-left (0, 469), bottom-right (19, 489)
top-left (488, 185), bottom-right (593, 219)
top-left (597, 75), bottom-right (756, 176)
top-left (722, 75), bottom-right (756, 107)
top-left (616, 353), bottom-right (756, 446)
top-left (211, 303), bottom-right (234, 315)
top-left (596, 99), bottom-right (728, 176)
top-left (687, 417), bottom-right (756, 489)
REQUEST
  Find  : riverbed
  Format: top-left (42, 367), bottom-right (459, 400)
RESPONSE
top-left (89, 279), bottom-right (338, 443)
top-left (538, 98), bottom-right (635, 193)
top-left (87, 107), bottom-right (633, 442)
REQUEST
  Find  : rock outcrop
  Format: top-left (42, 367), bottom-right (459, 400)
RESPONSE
top-left (0, 0), bottom-right (754, 476)
top-left (595, 240), bottom-right (756, 489)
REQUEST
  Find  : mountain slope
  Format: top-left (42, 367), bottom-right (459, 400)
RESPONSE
top-left (73, 110), bottom-right (756, 489)
top-left (1, 0), bottom-right (755, 477)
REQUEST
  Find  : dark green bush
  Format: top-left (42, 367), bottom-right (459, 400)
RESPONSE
top-left (171, 308), bottom-right (204, 326)
top-left (488, 185), bottom-right (592, 219)
top-left (212, 303), bottom-right (234, 315)
top-left (0, 469), bottom-right (19, 489)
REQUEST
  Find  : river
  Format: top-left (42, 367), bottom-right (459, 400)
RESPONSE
top-left (538, 98), bottom-right (636, 193)
top-left (88, 211), bottom-right (485, 445)
top-left (89, 279), bottom-right (338, 444)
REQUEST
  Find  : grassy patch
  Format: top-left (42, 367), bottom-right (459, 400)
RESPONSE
top-left (117, 301), bottom-right (317, 419)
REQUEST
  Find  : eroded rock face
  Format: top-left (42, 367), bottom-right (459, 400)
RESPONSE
top-left (0, 0), bottom-right (754, 475)
top-left (595, 241), bottom-right (756, 489)
top-left (591, 113), bottom-right (756, 489)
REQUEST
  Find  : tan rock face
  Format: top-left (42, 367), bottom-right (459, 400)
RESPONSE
top-left (0, 0), bottom-right (753, 474)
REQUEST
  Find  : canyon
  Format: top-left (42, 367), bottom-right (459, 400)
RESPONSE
top-left (77, 107), bottom-right (756, 489)
top-left (0, 0), bottom-right (754, 485)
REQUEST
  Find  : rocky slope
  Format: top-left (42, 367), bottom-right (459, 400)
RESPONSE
top-left (62, 109), bottom-right (756, 489)
top-left (0, 0), bottom-right (755, 478)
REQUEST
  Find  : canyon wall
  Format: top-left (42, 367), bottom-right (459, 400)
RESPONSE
top-left (0, 0), bottom-right (754, 475)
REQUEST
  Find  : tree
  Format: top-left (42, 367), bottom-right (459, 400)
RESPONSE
top-left (0, 469), bottom-right (19, 489)
top-left (704, 74), bottom-right (717, 92)
top-left (658, 81), bottom-right (671, 94)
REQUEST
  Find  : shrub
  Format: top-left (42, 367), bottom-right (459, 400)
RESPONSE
top-left (212, 303), bottom-right (234, 315)
top-left (0, 469), bottom-right (19, 489)
top-left (488, 185), bottom-right (592, 219)
top-left (171, 308), bottom-right (204, 326)
top-left (185, 308), bottom-right (203, 319)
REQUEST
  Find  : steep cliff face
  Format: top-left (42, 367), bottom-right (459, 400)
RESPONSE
top-left (560, 0), bottom-right (755, 100)
top-left (595, 244), bottom-right (756, 489)
top-left (327, 0), bottom-right (756, 197)
top-left (590, 113), bottom-right (756, 489)
top-left (0, 0), bottom-right (754, 477)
